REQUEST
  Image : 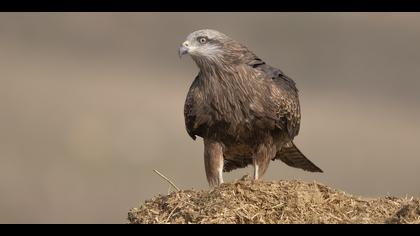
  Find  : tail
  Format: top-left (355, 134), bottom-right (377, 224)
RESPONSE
top-left (275, 142), bottom-right (323, 173)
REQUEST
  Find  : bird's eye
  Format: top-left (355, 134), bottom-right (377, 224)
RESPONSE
top-left (199, 37), bottom-right (207, 44)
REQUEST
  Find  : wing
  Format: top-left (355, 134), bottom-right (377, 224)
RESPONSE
top-left (184, 74), bottom-right (208, 140)
top-left (248, 58), bottom-right (301, 139)
top-left (184, 75), bottom-right (199, 140)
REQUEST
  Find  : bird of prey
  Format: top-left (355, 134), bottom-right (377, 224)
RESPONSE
top-left (179, 29), bottom-right (322, 187)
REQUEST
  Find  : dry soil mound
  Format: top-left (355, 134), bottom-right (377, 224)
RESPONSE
top-left (128, 179), bottom-right (420, 224)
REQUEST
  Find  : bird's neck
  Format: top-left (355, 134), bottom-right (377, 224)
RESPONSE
top-left (194, 56), bottom-right (238, 79)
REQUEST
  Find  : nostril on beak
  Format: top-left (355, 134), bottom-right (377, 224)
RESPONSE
top-left (183, 42), bottom-right (189, 47)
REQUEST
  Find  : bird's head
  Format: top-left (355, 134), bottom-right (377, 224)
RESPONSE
top-left (179, 29), bottom-right (228, 61)
top-left (179, 29), bottom-right (249, 68)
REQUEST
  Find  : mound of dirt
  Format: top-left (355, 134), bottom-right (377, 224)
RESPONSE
top-left (128, 179), bottom-right (420, 224)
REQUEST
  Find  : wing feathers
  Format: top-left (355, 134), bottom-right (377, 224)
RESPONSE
top-left (275, 142), bottom-right (323, 173)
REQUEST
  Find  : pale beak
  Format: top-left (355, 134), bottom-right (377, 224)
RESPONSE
top-left (179, 46), bottom-right (188, 58)
top-left (179, 41), bottom-right (190, 58)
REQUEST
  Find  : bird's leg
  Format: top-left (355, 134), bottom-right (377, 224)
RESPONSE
top-left (253, 159), bottom-right (259, 180)
top-left (204, 139), bottom-right (224, 187)
top-left (253, 144), bottom-right (275, 181)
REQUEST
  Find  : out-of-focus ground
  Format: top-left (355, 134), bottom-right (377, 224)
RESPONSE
top-left (0, 13), bottom-right (419, 223)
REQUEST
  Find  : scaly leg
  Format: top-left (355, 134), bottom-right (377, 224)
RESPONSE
top-left (253, 159), bottom-right (260, 180)
top-left (204, 139), bottom-right (224, 187)
top-left (253, 143), bottom-right (276, 180)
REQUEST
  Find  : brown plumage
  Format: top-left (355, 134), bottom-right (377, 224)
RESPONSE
top-left (180, 29), bottom-right (322, 187)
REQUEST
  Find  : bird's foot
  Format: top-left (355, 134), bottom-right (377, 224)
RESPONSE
top-left (239, 174), bottom-right (251, 181)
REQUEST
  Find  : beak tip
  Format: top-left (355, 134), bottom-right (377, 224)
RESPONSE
top-left (179, 47), bottom-right (188, 58)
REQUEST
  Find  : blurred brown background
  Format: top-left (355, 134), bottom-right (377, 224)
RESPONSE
top-left (0, 13), bottom-right (419, 223)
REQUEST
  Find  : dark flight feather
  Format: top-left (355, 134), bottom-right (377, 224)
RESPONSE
top-left (275, 142), bottom-right (323, 172)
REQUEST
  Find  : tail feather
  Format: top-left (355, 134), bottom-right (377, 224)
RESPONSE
top-left (275, 142), bottom-right (323, 173)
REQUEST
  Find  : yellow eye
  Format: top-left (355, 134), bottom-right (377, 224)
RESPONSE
top-left (199, 37), bottom-right (207, 44)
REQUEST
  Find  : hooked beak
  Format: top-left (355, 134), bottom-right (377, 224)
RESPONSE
top-left (179, 41), bottom-right (190, 58)
top-left (179, 46), bottom-right (188, 58)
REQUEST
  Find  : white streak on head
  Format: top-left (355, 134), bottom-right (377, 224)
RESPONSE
top-left (192, 44), bottom-right (224, 61)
